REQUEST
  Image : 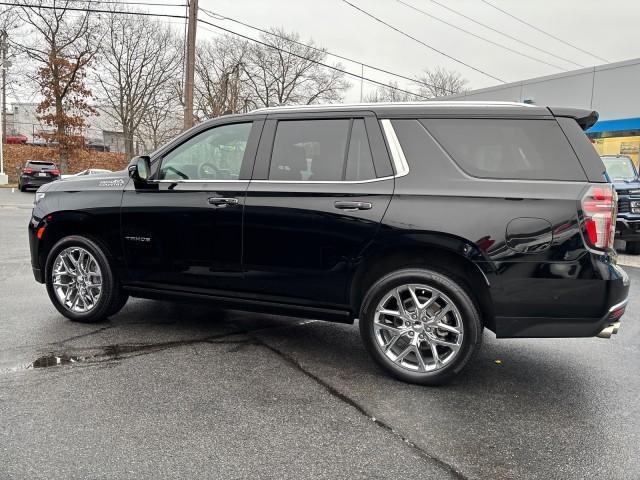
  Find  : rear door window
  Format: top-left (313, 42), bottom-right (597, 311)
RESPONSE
top-left (421, 118), bottom-right (587, 181)
top-left (345, 119), bottom-right (376, 181)
top-left (269, 119), bottom-right (350, 181)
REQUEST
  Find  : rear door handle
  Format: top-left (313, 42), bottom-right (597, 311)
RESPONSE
top-left (334, 201), bottom-right (373, 211)
top-left (208, 197), bottom-right (239, 206)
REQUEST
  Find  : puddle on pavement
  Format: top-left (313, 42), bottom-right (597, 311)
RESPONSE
top-left (31, 354), bottom-right (83, 368)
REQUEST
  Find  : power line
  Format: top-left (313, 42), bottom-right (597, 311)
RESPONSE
top-left (341, 0), bottom-right (506, 83)
top-left (69, 0), bottom-right (187, 6)
top-left (196, 17), bottom-right (431, 99)
top-left (425, 0), bottom-right (584, 69)
top-left (199, 7), bottom-right (454, 94)
top-left (2, 1), bottom-right (433, 99)
top-left (396, 0), bottom-right (565, 71)
top-left (479, 0), bottom-right (609, 64)
top-left (0, 1), bottom-right (188, 20)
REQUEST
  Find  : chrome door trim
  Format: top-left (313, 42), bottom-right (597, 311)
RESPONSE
top-left (380, 119), bottom-right (409, 178)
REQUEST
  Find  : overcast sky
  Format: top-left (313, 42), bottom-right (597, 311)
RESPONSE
top-left (192, 0), bottom-right (640, 101)
top-left (5, 0), bottom-right (640, 103)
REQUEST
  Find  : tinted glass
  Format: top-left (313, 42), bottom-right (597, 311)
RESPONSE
top-left (269, 119), bottom-right (349, 181)
top-left (422, 119), bottom-right (586, 181)
top-left (602, 156), bottom-right (637, 181)
top-left (345, 119), bottom-right (376, 181)
top-left (160, 122), bottom-right (252, 180)
top-left (27, 161), bottom-right (55, 168)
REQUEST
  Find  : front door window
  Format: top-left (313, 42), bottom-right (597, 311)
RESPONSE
top-left (160, 123), bottom-right (252, 181)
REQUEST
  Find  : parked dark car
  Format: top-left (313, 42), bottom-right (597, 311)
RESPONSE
top-left (18, 160), bottom-right (60, 191)
top-left (601, 154), bottom-right (640, 254)
top-left (86, 139), bottom-right (110, 152)
top-left (28, 102), bottom-right (629, 385)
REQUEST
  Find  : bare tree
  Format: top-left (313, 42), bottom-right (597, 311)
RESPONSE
top-left (363, 81), bottom-right (421, 103)
top-left (242, 28), bottom-right (350, 107)
top-left (195, 36), bottom-right (254, 119)
top-left (138, 94), bottom-right (182, 152)
top-left (416, 67), bottom-right (468, 98)
top-left (364, 68), bottom-right (468, 103)
top-left (95, 9), bottom-right (182, 160)
top-left (19, 0), bottom-right (100, 171)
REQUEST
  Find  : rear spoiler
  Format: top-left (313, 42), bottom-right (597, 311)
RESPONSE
top-left (547, 107), bottom-right (599, 131)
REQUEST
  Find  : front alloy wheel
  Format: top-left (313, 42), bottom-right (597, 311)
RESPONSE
top-left (45, 235), bottom-right (118, 323)
top-left (52, 247), bottom-right (103, 313)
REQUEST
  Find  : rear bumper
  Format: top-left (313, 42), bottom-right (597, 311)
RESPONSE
top-left (493, 260), bottom-right (630, 338)
top-left (20, 176), bottom-right (59, 188)
top-left (495, 296), bottom-right (629, 338)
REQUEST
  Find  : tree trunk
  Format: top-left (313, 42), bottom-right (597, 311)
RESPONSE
top-left (56, 96), bottom-right (69, 173)
top-left (123, 125), bottom-right (135, 161)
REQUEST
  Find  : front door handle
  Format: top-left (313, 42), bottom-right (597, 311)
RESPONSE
top-left (208, 197), bottom-right (239, 206)
top-left (334, 201), bottom-right (373, 211)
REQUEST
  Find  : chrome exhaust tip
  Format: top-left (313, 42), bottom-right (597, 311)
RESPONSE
top-left (612, 321), bottom-right (621, 334)
top-left (597, 325), bottom-right (615, 339)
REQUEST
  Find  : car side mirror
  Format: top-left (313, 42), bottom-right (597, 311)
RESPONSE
top-left (128, 155), bottom-right (151, 184)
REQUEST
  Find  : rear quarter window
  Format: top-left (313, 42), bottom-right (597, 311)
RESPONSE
top-left (421, 118), bottom-right (587, 181)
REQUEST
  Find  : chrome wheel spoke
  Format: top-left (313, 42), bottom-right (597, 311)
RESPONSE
top-left (393, 289), bottom-right (408, 317)
top-left (430, 342), bottom-right (442, 368)
top-left (436, 322), bottom-right (461, 335)
top-left (424, 293), bottom-right (439, 310)
top-left (384, 333), bottom-right (403, 352)
top-left (408, 286), bottom-right (423, 310)
top-left (414, 345), bottom-right (427, 372)
top-left (430, 335), bottom-right (461, 350)
top-left (378, 308), bottom-right (402, 318)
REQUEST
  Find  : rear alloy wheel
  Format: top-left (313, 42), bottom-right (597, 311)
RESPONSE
top-left (45, 236), bottom-right (118, 323)
top-left (360, 269), bottom-right (482, 385)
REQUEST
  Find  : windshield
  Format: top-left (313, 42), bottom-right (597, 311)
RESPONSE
top-left (602, 156), bottom-right (637, 181)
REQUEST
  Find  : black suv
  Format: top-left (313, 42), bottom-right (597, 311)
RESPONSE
top-left (28, 102), bottom-right (629, 385)
top-left (601, 155), bottom-right (640, 254)
top-left (18, 160), bottom-right (60, 191)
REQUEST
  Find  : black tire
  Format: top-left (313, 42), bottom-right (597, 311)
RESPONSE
top-left (107, 288), bottom-right (129, 317)
top-left (626, 241), bottom-right (640, 255)
top-left (359, 268), bottom-right (482, 386)
top-left (45, 235), bottom-right (118, 323)
top-left (19, 181), bottom-right (25, 192)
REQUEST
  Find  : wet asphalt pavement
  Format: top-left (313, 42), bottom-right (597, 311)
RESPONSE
top-left (0, 188), bottom-right (639, 479)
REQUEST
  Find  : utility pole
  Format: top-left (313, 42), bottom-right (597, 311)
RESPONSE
top-left (183, 0), bottom-right (198, 130)
top-left (0, 30), bottom-right (7, 184)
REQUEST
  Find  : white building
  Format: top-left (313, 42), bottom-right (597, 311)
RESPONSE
top-left (7, 102), bottom-right (126, 152)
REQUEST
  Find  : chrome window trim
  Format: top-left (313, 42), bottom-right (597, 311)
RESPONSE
top-left (380, 119), bottom-right (409, 177)
top-left (251, 176), bottom-right (394, 184)
top-left (150, 119), bottom-right (409, 185)
top-left (152, 177), bottom-right (394, 185)
top-left (153, 179), bottom-right (248, 183)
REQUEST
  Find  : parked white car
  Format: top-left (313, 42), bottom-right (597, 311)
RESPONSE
top-left (61, 169), bottom-right (112, 179)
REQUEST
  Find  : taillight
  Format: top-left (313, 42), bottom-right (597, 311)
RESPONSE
top-left (51, 170), bottom-right (60, 175)
top-left (23, 168), bottom-right (33, 174)
top-left (581, 185), bottom-right (617, 250)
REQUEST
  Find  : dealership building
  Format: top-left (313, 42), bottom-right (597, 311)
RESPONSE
top-left (449, 57), bottom-right (640, 166)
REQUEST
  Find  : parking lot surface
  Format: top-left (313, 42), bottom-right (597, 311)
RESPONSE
top-left (0, 188), bottom-right (638, 479)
